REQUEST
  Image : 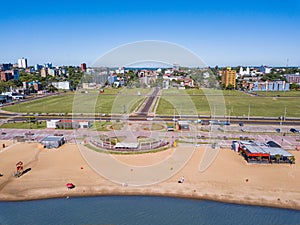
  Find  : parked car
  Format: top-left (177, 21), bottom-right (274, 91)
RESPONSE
top-left (194, 119), bottom-right (202, 124)
top-left (290, 128), bottom-right (300, 133)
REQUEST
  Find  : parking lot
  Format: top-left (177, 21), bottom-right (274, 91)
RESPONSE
top-left (0, 129), bottom-right (77, 143)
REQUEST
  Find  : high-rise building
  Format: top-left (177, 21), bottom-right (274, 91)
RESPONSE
top-left (222, 67), bottom-right (236, 89)
top-left (41, 68), bottom-right (48, 77)
top-left (1, 63), bottom-right (13, 71)
top-left (18, 57), bottom-right (28, 68)
top-left (34, 64), bottom-right (43, 71)
top-left (81, 63), bottom-right (87, 72)
top-left (44, 62), bottom-right (52, 68)
top-left (0, 70), bottom-right (19, 81)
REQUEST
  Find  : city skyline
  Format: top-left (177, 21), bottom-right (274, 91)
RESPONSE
top-left (1, 0), bottom-right (299, 67)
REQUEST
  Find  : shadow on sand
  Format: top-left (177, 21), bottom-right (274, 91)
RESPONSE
top-left (22, 168), bottom-right (31, 175)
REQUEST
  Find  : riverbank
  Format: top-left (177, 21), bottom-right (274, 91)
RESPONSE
top-left (0, 142), bottom-right (299, 210)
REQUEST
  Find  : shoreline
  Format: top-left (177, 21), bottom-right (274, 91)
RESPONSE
top-left (0, 142), bottom-right (299, 211)
top-left (1, 189), bottom-right (299, 211)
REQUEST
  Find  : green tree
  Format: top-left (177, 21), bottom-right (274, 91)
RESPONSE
top-left (47, 84), bottom-right (58, 93)
top-left (290, 83), bottom-right (299, 90)
top-left (289, 156), bottom-right (295, 164)
top-left (275, 154), bottom-right (281, 163)
top-left (0, 81), bottom-right (9, 93)
top-left (225, 84), bottom-right (234, 90)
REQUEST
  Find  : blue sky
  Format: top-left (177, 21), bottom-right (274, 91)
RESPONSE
top-left (0, 0), bottom-right (299, 67)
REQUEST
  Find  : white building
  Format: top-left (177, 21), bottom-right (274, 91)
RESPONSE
top-left (164, 69), bottom-right (173, 75)
top-left (239, 67), bottom-right (250, 76)
top-left (203, 72), bottom-right (210, 79)
top-left (116, 68), bottom-right (125, 74)
top-left (46, 120), bottom-right (60, 129)
top-left (51, 81), bottom-right (70, 90)
top-left (163, 79), bottom-right (169, 89)
top-left (46, 119), bottom-right (92, 129)
top-left (18, 57), bottom-right (27, 68)
top-left (260, 65), bottom-right (272, 74)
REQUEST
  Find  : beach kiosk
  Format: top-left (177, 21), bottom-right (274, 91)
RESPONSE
top-left (238, 141), bottom-right (294, 164)
top-left (41, 136), bottom-right (66, 149)
top-left (177, 121), bottom-right (189, 131)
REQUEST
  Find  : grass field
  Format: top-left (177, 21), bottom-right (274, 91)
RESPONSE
top-left (3, 88), bottom-right (150, 114)
top-left (2, 88), bottom-right (300, 117)
top-left (90, 121), bottom-right (112, 131)
top-left (253, 91), bottom-right (300, 97)
top-left (0, 121), bottom-right (46, 129)
top-left (157, 88), bottom-right (300, 117)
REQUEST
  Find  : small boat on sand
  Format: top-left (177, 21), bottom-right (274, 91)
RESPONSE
top-left (66, 183), bottom-right (75, 189)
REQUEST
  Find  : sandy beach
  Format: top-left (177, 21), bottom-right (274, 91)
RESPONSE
top-left (0, 141), bottom-right (299, 210)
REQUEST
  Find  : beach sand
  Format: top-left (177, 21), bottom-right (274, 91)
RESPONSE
top-left (0, 141), bottom-right (299, 210)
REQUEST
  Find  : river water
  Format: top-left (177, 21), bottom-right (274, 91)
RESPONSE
top-left (0, 196), bottom-right (299, 225)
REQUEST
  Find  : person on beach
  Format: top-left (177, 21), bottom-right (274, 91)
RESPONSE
top-left (178, 176), bottom-right (184, 183)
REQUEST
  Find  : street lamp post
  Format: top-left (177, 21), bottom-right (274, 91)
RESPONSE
top-left (213, 105), bottom-right (216, 119)
top-left (99, 106), bottom-right (102, 122)
top-left (247, 104), bottom-right (250, 121)
top-left (174, 106), bottom-right (176, 127)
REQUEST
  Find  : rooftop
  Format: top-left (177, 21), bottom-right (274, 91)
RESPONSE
top-left (240, 141), bottom-right (293, 157)
top-left (41, 136), bottom-right (65, 142)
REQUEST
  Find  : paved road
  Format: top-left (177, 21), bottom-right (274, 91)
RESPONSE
top-left (3, 114), bottom-right (300, 126)
top-left (138, 87), bottom-right (160, 116)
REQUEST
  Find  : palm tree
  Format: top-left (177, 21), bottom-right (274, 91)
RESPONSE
top-left (289, 156), bottom-right (295, 164)
top-left (47, 84), bottom-right (58, 93)
top-left (275, 154), bottom-right (281, 164)
top-left (257, 156), bottom-right (262, 162)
